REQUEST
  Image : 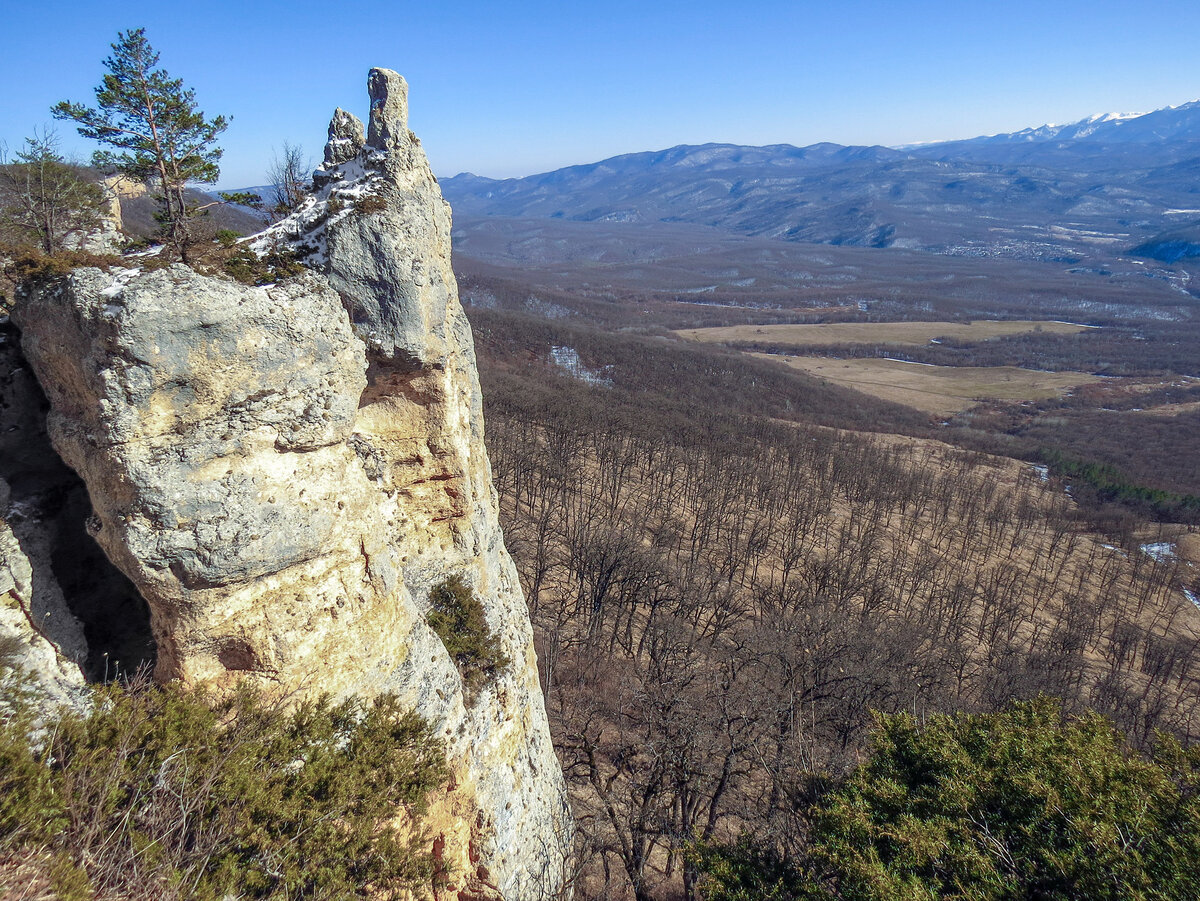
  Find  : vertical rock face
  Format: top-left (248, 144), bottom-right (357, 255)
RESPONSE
top-left (0, 492), bottom-right (87, 706)
top-left (11, 70), bottom-right (571, 900)
top-left (367, 68), bottom-right (410, 153)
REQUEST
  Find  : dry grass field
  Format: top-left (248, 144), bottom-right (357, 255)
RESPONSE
top-left (757, 354), bottom-right (1105, 415)
top-left (1136, 400), bottom-right (1200, 418)
top-left (675, 319), bottom-right (1094, 347)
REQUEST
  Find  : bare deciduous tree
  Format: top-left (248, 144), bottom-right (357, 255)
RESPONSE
top-left (0, 130), bottom-right (106, 253)
top-left (266, 142), bottom-right (310, 219)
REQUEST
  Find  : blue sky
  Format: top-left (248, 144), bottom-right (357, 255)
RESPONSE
top-left (2, 0), bottom-right (1198, 188)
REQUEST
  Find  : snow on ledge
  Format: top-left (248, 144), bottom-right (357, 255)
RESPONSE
top-left (246, 152), bottom-right (388, 269)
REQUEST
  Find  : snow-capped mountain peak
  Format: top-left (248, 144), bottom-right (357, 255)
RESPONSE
top-left (960, 101), bottom-right (1198, 147)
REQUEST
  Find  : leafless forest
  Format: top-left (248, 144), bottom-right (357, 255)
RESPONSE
top-left (470, 308), bottom-right (1200, 901)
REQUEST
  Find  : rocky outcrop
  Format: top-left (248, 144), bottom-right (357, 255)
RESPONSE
top-left (324, 108), bottom-right (366, 167)
top-left (10, 70), bottom-right (570, 900)
top-left (65, 174), bottom-right (135, 254)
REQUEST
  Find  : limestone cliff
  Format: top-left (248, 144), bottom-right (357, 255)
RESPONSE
top-left (7, 70), bottom-right (571, 900)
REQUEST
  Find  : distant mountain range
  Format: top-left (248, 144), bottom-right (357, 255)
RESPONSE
top-left (442, 101), bottom-right (1200, 264)
top-left (928, 101), bottom-right (1200, 145)
top-left (905, 101), bottom-right (1200, 169)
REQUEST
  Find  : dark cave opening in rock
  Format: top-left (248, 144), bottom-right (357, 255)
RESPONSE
top-left (1, 320), bottom-right (156, 682)
top-left (49, 481), bottom-right (156, 681)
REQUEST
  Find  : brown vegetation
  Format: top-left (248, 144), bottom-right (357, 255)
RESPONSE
top-left (720, 319), bottom-right (1200, 379)
top-left (471, 307), bottom-right (1200, 900)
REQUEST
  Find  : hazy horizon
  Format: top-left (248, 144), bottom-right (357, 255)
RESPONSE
top-left (3, 0), bottom-right (1198, 188)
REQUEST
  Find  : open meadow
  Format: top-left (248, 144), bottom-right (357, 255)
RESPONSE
top-left (676, 319), bottom-right (1094, 347)
top-left (758, 354), bottom-right (1106, 415)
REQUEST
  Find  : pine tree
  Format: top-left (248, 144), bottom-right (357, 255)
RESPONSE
top-left (53, 29), bottom-right (229, 260)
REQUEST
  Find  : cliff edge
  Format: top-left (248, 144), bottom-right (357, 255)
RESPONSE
top-left (6, 69), bottom-right (571, 900)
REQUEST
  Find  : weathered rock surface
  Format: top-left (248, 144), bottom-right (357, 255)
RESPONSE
top-left (11, 70), bottom-right (571, 900)
top-left (0, 474), bottom-right (89, 706)
top-left (324, 108), bottom-right (366, 167)
top-left (367, 68), bottom-right (410, 153)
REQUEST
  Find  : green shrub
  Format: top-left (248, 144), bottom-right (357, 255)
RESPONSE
top-left (119, 235), bottom-right (156, 253)
top-left (214, 228), bottom-right (241, 248)
top-left (0, 671), bottom-right (64, 850)
top-left (0, 677), bottom-right (448, 900)
top-left (696, 698), bottom-right (1200, 901)
top-left (427, 576), bottom-right (510, 702)
top-left (1039, 446), bottom-right (1200, 520)
top-left (224, 246), bottom-right (305, 285)
top-left (809, 698), bottom-right (1200, 899)
top-left (47, 853), bottom-right (92, 901)
top-left (688, 834), bottom-right (817, 901)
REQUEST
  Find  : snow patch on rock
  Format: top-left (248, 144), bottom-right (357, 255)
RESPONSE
top-left (248, 153), bottom-right (388, 269)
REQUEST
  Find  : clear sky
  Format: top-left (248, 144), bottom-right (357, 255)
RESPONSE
top-left (2, 0), bottom-right (1198, 188)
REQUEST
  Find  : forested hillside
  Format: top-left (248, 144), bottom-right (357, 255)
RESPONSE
top-left (470, 308), bottom-right (1200, 899)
